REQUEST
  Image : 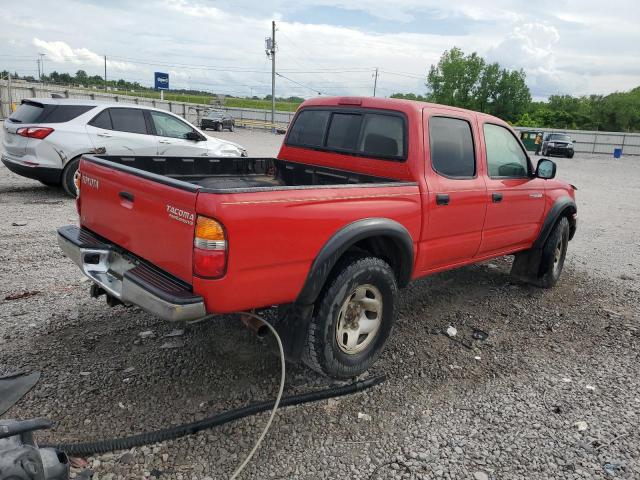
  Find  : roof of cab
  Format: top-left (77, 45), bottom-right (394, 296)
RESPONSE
top-left (299, 96), bottom-right (509, 127)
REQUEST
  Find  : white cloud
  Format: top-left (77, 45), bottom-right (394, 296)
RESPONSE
top-left (32, 38), bottom-right (135, 71)
top-left (488, 23), bottom-right (564, 98)
top-left (0, 0), bottom-right (633, 99)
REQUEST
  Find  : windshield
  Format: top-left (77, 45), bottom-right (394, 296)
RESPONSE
top-left (206, 111), bottom-right (224, 118)
top-left (549, 134), bottom-right (571, 142)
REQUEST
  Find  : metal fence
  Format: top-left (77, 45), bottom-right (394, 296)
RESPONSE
top-left (2, 80), bottom-right (639, 155)
top-left (513, 127), bottom-right (640, 156)
top-left (0, 80), bottom-right (295, 130)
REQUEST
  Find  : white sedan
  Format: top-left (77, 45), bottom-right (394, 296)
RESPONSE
top-left (2, 98), bottom-right (246, 195)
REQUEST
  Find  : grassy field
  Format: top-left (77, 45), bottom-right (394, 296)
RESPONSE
top-left (111, 89), bottom-right (302, 112)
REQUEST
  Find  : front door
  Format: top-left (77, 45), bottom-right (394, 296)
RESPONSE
top-left (148, 110), bottom-right (209, 157)
top-left (419, 113), bottom-right (487, 272)
top-left (477, 122), bottom-right (546, 256)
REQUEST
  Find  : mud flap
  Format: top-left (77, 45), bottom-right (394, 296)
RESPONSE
top-left (275, 304), bottom-right (314, 362)
top-left (510, 249), bottom-right (544, 287)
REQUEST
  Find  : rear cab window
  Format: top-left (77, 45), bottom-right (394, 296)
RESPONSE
top-left (286, 108), bottom-right (406, 161)
top-left (9, 101), bottom-right (94, 124)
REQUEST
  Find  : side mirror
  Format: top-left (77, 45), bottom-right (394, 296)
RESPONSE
top-left (536, 158), bottom-right (556, 179)
top-left (185, 131), bottom-right (204, 141)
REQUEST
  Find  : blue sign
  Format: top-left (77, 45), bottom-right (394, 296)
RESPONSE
top-left (154, 72), bottom-right (169, 90)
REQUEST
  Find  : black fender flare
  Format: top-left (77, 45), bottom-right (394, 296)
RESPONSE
top-left (295, 218), bottom-right (414, 306)
top-left (533, 196), bottom-right (577, 250)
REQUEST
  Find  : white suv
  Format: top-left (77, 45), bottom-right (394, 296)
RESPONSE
top-left (2, 98), bottom-right (247, 195)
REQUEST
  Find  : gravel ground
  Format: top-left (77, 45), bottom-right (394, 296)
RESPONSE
top-left (1, 130), bottom-right (639, 480)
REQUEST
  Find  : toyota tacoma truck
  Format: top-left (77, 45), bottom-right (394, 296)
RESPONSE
top-left (58, 97), bottom-right (577, 379)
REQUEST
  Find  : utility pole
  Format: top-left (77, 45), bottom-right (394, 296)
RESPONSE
top-left (104, 55), bottom-right (107, 91)
top-left (373, 67), bottom-right (378, 97)
top-left (38, 53), bottom-right (45, 84)
top-left (37, 58), bottom-right (41, 81)
top-left (265, 21), bottom-right (276, 133)
top-left (271, 21), bottom-right (276, 133)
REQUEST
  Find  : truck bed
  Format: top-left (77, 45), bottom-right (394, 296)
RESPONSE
top-left (95, 155), bottom-right (407, 192)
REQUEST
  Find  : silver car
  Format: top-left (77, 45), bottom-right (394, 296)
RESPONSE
top-left (2, 98), bottom-right (247, 195)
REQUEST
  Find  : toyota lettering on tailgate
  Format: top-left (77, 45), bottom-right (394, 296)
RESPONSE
top-left (166, 204), bottom-right (195, 226)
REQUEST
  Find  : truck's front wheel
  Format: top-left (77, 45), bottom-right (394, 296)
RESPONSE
top-left (303, 257), bottom-right (397, 379)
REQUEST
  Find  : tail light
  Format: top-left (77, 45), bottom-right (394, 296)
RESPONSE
top-left (193, 216), bottom-right (227, 278)
top-left (16, 127), bottom-right (54, 139)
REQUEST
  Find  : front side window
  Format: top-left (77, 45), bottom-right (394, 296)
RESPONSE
top-left (484, 124), bottom-right (529, 178)
top-left (150, 111), bottom-right (194, 139)
top-left (429, 116), bottom-right (475, 178)
top-left (108, 108), bottom-right (148, 135)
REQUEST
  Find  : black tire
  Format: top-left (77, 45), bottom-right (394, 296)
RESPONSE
top-left (216, 123), bottom-right (223, 132)
top-left (302, 257), bottom-right (397, 379)
top-left (61, 158), bottom-right (80, 197)
top-left (39, 179), bottom-right (60, 187)
top-left (229, 123), bottom-right (234, 132)
top-left (537, 216), bottom-right (570, 288)
top-left (567, 152), bottom-right (574, 158)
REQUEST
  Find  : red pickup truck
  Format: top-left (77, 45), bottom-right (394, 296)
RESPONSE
top-left (58, 97), bottom-right (577, 379)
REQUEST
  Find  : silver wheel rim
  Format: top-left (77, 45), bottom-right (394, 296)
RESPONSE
top-left (553, 236), bottom-right (564, 275)
top-left (335, 284), bottom-right (383, 355)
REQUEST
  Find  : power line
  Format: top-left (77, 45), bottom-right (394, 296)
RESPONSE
top-left (276, 72), bottom-right (323, 95)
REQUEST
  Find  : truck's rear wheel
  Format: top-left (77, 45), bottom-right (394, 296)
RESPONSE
top-left (302, 257), bottom-right (397, 379)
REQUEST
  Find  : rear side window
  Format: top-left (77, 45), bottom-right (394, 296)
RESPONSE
top-left (286, 108), bottom-right (407, 160)
top-left (287, 110), bottom-right (330, 147)
top-left (89, 109), bottom-right (112, 129)
top-left (429, 117), bottom-right (476, 178)
top-left (108, 108), bottom-right (148, 135)
top-left (9, 102), bottom-right (93, 124)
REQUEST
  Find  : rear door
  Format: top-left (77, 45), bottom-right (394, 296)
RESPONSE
top-left (85, 107), bottom-right (158, 155)
top-left (148, 110), bottom-right (209, 156)
top-left (477, 122), bottom-right (546, 255)
top-left (419, 113), bottom-right (487, 272)
top-left (79, 157), bottom-right (198, 283)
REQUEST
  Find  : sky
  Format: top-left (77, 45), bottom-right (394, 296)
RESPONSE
top-left (0, 0), bottom-right (638, 101)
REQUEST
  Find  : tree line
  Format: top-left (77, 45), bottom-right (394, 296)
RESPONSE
top-left (391, 47), bottom-right (640, 132)
top-left (0, 69), bottom-right (305, 104)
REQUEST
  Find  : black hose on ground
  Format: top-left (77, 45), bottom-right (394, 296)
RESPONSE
top-left (43, 375), bottom-right (385, 457)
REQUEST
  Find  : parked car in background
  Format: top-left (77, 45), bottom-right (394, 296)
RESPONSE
top-left (200, 110), bottom-right (235, 132)
top-left (542, 133), bottom-right (575, 158)
top-left (2, 99), bottom-right (247, 196)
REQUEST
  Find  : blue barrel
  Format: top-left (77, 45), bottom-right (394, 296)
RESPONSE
top-left (613, 148), bottom-right (622, 158)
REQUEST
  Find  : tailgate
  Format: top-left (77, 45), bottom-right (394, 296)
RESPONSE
top-left (78, 157), bottom-right (198, 283)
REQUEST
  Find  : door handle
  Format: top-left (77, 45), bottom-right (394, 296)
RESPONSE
top-left (492, 192), bottom-right (503, 203)
top-left (436, 194), bottom-right (450, 206)
top-left (119, 191), bottom-right (135, 202)
top-left (158, 139), bottom-right (172, 144)
top-left (97, 132), bottom-right (112, 137)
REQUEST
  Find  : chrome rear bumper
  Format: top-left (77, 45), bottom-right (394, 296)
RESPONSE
top-left (57, 226), bottom-right (206, 322)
